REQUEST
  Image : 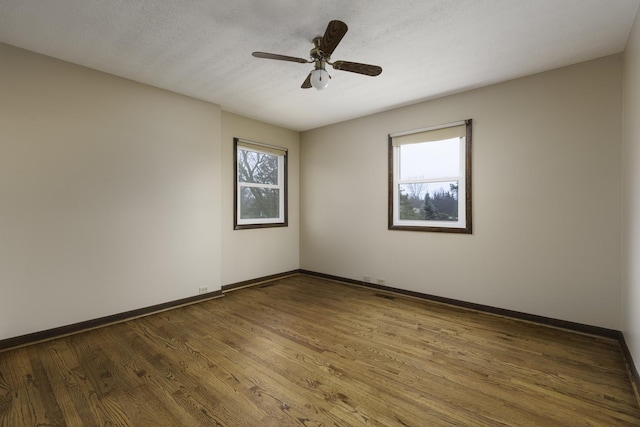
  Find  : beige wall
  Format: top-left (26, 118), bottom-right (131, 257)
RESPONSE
top-left (623, 10), bottom-right (640, 372)
top-left (221, 112), bottom-right (300, 285)
top-left (0, 43), bottom-right (225, 340)
top-left (301, 55), bottom-right (623, 329)
top-left (0, 43), bottom-right (302, 341)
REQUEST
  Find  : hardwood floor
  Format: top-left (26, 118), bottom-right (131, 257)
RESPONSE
top-left (1, 274), bottom-right (639, 426)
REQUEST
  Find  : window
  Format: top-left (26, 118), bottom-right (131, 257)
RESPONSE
top-left (389, 119), bottom-right (472, 233)
top-left (234, 138), bottom-right (287, 229)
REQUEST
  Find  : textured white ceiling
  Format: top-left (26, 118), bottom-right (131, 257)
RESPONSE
top-left (0, 0), bottom-right (638, 131)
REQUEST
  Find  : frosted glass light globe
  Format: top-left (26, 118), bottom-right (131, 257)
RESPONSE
top-left (311, 69), bottom-right (330, 90)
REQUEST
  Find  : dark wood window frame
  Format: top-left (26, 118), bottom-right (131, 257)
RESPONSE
top-left (234, 137), bottom-right (288, 230)
top-left (388, 119), bottom-right (472, 234)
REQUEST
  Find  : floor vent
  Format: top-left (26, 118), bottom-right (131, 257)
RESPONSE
top-left (259, 282), bottom-right (278, 289)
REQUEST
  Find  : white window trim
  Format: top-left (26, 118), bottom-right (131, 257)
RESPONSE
top-left (389, 120), bottom-right (472, 233)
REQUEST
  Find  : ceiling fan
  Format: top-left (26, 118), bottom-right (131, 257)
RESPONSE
top-left (252, 20), bottom-right (382, 90)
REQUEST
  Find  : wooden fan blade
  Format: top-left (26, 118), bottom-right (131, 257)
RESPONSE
top-left (301, 72), bottom-right (312, 89)
top-left (319, 20), bottom-right (348, 57)
top-left (252, 52), bottom-right (309, 64)
top-left (332, 61), bottom-right (382, 76)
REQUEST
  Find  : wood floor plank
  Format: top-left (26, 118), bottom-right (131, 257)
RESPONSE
top-left (31, 340), bottom-right (98, 426)
top-left (1, 274), bottom-right (639, 426)
top-left (0, 348), bottom-right (49, 426)
top-left (228, 289), bottom-right (546, 425)
top-left (182, 304), bottom-right (365, 426)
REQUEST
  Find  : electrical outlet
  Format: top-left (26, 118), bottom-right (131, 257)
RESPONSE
top-left (377, 279), bottom-right (386, 286)
top-left (363, 276), bottom-right (372, 283)
top-left (198, 286), bottom-right (209, 294)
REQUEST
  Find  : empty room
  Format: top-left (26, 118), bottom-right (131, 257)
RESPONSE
top-left (2, 1), bottom-right (640, 425)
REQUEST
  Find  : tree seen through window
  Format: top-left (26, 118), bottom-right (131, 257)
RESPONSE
top-left (238, 149), bottom-right (279, 219)
top-left (234, 138), bottom-right (287, 229)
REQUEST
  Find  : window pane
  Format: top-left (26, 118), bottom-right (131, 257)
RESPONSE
top-left (240, 187), bottom-right (280, 219)
top-left (399, 138), bottom-right (460, 180)
top-left (398, 181), bottom-right (458, 221)
top-left (238, 149), bottom-right (278, 184)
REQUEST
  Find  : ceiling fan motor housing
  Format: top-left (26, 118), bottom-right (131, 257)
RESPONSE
top-left (311, 36), bottom-right (328, 61)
